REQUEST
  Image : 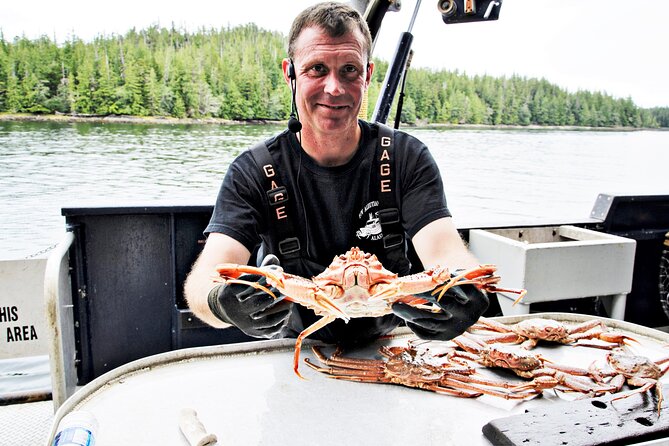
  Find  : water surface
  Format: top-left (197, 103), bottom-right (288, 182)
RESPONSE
top-left (1, 121), bottom-right (667, 259)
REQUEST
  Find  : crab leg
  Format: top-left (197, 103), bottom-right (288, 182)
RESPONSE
top-left (366, 267), bottom-right (452, 303)
top-left (511, 372), bottom-right (617, 396)
top-left (430, 265), bottom-right (526, 305)
top-left (440, 375), bottom-right (540, 400)
top-left (218, 278), bottom-right (279, 299)
top-left (608, 381), bottom-right (664, 414)
top-left (305, 347), bottom-right (385, 377)
top-left (423, 384), bottom-right (483, 398)
top-left (431, 265), bottom-right (496, 300)
top-left (486, 287), bottom-right (528, 305)
top-left (215, 264), bottom-right (350, 321)
top-left (293, 315), bottom-right (338, 379)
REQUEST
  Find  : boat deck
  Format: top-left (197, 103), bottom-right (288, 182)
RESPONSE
top-left (0, 354), bottom-right (52, 445)
top-left (0, 400), bottom-right (52, 446)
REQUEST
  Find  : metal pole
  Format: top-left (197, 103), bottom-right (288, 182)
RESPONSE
top-left (372, 0), bottom-right (422, 124)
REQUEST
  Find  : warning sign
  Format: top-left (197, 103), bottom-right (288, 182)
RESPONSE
top-left (2, 306), bottom-right (39, 342)
top-left (0, 259), bottom-right (47, 359)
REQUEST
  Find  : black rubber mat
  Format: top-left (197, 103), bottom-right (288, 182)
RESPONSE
top-left (483, 384), bottom-right (669, 445)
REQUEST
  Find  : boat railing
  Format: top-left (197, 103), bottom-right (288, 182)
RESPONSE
top-left (44, 231), bottom-right (76, 410)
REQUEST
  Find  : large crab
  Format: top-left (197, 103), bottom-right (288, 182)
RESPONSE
top-left (469, 316), bottom-right (635, 350)
top-left (589, 350), bottom-right (669, 414)
top-left (215, 247), bottom-right (525, 377)
top-left (304, 344), bottom-right (539, 400)
top-left (448, 332), bottom-right (617, 397)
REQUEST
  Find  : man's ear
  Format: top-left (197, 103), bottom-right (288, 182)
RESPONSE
top-left (365, 61), bottom-right (374, 87)
top-left (281, 58), bottom-right (293, 84)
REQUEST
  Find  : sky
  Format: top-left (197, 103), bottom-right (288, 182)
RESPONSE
top-left (2, 0), bottom-right (668, 108)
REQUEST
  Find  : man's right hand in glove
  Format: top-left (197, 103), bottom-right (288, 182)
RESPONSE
top-left (207, 254), bottom-right (293, 339)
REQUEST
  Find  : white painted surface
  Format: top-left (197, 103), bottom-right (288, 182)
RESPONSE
top-left (0, 258), bottom-right (47, 359)
top-left (469, 226), bottom-right (636, 316)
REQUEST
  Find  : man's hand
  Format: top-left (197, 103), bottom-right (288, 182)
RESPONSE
top-left (392, 282), bottom-right (489, 340)
top-left (208, 254), bottom-right (293, 339)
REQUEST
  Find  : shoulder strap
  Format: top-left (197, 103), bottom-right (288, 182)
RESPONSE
top-left (375, 123), bottom-right (404, 251)
top-left (249, 141), bottom-right (301, 260)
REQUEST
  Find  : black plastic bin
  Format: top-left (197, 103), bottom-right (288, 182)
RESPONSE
top-left (590, 193), bottom-right (669, 327)
top-left (63, 205), bottom-right (254, 384)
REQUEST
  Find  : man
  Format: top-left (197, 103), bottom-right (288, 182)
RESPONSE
top-left (184, 1), bottom-right (488, 346)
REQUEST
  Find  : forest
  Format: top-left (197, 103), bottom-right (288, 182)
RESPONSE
top-left (0, 24), bottom-right (665, 128)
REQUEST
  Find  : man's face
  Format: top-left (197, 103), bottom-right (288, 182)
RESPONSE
top-left (290, 26), bottom-right (373, 136)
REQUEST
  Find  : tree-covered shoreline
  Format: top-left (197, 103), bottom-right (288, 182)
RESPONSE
top-left (0, 25), bottom-right (665, 128)
top-left (2, 112), bottom-right (663, 133)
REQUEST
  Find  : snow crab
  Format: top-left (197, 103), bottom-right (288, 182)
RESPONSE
top-left (469, 316), bottom-right (635, 350)
top-left (589, 350), bottom-right (669, 414)
top-left (214, 247), bottom-right (525, 378)
top-left (304, 345), bottom-right (539, 399)
top-left (448, 332), bottom-right (617, 397)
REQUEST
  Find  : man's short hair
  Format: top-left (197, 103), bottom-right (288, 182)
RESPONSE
top-left (287, 1), bottom-right (373, 61)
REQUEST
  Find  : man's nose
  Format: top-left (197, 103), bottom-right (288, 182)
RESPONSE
top-left (323, 72), bottom-right (345, 96)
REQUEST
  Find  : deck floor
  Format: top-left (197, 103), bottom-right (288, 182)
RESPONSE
top-left (0, 400), bottom-right (53, 446)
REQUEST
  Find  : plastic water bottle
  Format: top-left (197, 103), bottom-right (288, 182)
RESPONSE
top-left (52, 410), bottom-right (98, 446)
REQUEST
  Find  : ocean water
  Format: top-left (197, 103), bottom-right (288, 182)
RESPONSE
top-left (1, 121), bottom-right (667, 259)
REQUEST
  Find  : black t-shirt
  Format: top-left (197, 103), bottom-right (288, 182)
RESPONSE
top-left (206, 120), bottom-right (451, 344)
top-left (207, 121), bottom-right (450, 264)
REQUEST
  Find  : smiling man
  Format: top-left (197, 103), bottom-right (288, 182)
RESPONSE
top-left (184, 1), bottom-right (489, 347)
top-left (284, 16), bottom-right (370, 166)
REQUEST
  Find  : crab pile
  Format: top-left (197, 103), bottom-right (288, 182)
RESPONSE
top-left (306, 317), bottom-right (669, 412)
top-left (213, 246), bottom-right (668, 410)
top-left (214, 247), bottom-right (524, 378)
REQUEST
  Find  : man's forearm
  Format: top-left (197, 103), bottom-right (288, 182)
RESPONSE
top-left (184, 232), bottom-right (252, 329)
top-left (413, 217), bottom-right (480, 270)
top-left (184, 259), bottom-right (232, 329)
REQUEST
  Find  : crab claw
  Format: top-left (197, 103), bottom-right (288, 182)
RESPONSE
top-left (367, 284), bottom-right (401, 302)
top-left (597, 332), bottom-right (638, 347)
top-left (312, 289), bottom-right (350, 322)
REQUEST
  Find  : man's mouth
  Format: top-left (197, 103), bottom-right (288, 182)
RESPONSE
top-left (320, 104), bottom-right (348, 110)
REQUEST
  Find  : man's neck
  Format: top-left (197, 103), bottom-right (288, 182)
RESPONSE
top-left (300, 123), bottom-right (362, 167)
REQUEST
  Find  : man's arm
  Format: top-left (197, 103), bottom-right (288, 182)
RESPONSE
top-left (411, 216), bottom-right (479, 270)
top-left (392, 216), bottom-right (489, 340)
top-left (184, 232), bottom-right (251, 328)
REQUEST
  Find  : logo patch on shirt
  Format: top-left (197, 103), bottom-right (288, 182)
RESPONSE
top-left (356, 201), bottom-right (383, 241)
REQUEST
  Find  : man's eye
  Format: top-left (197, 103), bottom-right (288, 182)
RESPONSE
top-left (311, 64), bottom-right (327, 74)
top-left (341, 65), bottom-right (360, 80)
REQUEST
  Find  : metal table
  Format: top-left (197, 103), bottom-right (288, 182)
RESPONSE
top-left (45, 313), bottom-right (669, 446)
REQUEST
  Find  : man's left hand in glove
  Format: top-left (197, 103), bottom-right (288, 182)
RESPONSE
top-left (391, 282), bottom-right (489, 341)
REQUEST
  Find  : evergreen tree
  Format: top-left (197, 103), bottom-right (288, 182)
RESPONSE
top-left (649, 107), bottom-right (669, 127)
top-left (0, 25), bottom-right (662, 128)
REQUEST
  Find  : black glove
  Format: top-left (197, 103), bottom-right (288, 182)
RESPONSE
top-left (392, 281), bottom-right (489, 341)
top-left (208, 254), bottom-right (293, 339)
